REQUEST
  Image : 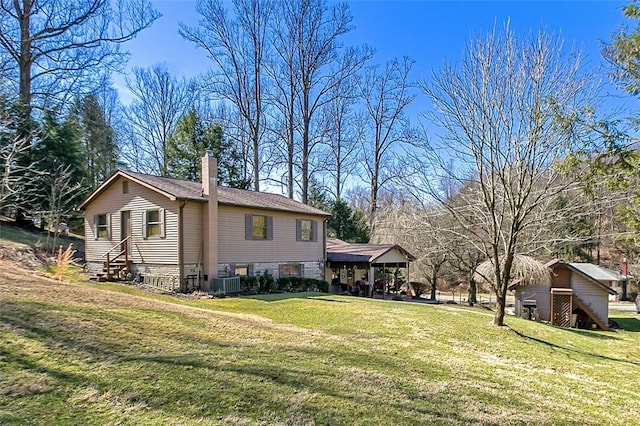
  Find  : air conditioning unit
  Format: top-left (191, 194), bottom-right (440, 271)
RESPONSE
top-left (212, 276), bottom-right (242, 294)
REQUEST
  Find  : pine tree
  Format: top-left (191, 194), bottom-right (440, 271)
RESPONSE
top-left (77, 95), bottom-right (118, 188)
top-left (167, 109), bottom-right (250, 188)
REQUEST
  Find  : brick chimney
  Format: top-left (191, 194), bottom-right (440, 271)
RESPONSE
top-left (202, 153), bottom-right (218, 288)
top-left (621, 257), bottom-right (629, 301)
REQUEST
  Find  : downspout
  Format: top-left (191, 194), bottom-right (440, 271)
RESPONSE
top-left (178, 200), bottom-right (186, 292)
top-left (323, 218), bottom-right (327, 281)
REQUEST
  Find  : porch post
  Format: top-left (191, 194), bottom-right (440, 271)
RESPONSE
top-left (369, 264), bottom-right (375, 298)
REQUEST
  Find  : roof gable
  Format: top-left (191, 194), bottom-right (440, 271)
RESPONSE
top-left (78, 170), bottom-right (330, 217)
top-left (547, 260), bottom-right (617, 295)
top-left (326, 238), bottom-right (416, 264)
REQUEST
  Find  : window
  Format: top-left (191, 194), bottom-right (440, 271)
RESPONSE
top-left (296, 219), bottom-right (317, 242)
top-left (95, 214), bottom-right (109, 239)
top-left (245, 214), bottom-right (273, 240)
top-left (252, 215), bottom-right (266, 239)
top-left (280, 263), bottom-right (303, 278)
top-left (232, 264), bottom-right (253, 276)
top-left (143, 209), bottom-right (165, 238)
top-left (122, 180), bottom-right (129, 194)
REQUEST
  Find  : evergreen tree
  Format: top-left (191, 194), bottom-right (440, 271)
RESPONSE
top-left (78, 95), bottom-right (118, 188)
top-left (327, 199), bottom-right (369, 243)
top-left (31, 111), bottom-right (86, 232)
top-left (307, 178), bottom-right (331, 211)
top-left (167, 109), bottom-right (250, 188)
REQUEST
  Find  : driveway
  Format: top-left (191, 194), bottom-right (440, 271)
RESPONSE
top-left (610, 302), bottom-right (638, 313)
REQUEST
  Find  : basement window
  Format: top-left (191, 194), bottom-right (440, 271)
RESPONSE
top-left (279, 263), bottom-right (304, 278)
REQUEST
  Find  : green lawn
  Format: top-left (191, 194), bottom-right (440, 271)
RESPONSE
top-left (0, 221), bottom-right (84, 253)
top-left (1, 268), bottom-right (639, 425)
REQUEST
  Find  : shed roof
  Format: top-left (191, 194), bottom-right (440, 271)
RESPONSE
top-left (568, 263), bottom-right (623, 282)
top-left (546, 259), bottom-right (617, 295)
top-left (78, 170), bottom-right (330, 217)
top-left (326, 238), bottom-right (416, 265)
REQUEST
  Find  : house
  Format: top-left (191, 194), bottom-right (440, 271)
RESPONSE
top-left (78, 154), bottom-right (330, 292)
top-left (325, 238), bottom-right (415, 295)
top-left (510, 259), bottom-right (617, 330)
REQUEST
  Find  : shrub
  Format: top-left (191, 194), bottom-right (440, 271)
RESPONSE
top-left (409, 281), bottom-right (429, 298)
top-left (275, 277), bottom-right (329, 293)
top-left (240, 275), bottom-right (258, 294)
top-left (53, 243), bottom-right (75, 281)
top-left (257, 270), bottom-right (275, 293)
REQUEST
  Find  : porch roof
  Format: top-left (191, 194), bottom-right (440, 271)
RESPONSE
top-left (326, 238), bottom-right (415, 267)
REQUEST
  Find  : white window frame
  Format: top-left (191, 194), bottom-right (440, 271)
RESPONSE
top-left (94, 213), bottom-right (110, 240)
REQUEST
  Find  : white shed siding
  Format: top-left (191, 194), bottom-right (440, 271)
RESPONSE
top-left (514, 286), bottom-right (550, 320)
top-left (84, 177), bottom-right (179, 265)
top-left (572, 275), bottom-right (609, 324)
top-left (218, 205), bottom-right (325, 264)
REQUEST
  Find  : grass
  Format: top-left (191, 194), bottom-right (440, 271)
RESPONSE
top-left (0, 220), bottom-right (85, 253)
top-left (1, 267), bottom-right (639, 425)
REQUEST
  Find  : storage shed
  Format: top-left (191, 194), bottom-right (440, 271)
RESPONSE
top-left (511, 259), bottom-right (618, 330)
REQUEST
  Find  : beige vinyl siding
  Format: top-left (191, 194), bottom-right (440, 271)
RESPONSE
top-left (182, 201), bottom-right (204, 264)
top-left (572, 274), bottom-right (609, 324)
top-left (375, 249), bottom-right (409, 265)
top-left (84, 177), bottom-right (180, 265)
top-left (218, 205), bottom-right (324, 264)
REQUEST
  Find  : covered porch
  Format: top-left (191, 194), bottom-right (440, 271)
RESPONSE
top-left (324, 239), bottom-right (415, 297)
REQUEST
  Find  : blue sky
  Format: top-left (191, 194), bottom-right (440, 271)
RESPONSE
top-left (118, 0), bottom-right (631, 110)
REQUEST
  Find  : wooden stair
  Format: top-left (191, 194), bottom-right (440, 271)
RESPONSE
top-left (573, 293), bottom-right (609, 331)
top-left (100, 237), bottom-right (132, 281)
top-left (103, 259), bottom-right (133, 280)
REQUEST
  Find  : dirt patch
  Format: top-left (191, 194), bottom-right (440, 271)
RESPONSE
top-left (0, 242), bottom-right (51, 269)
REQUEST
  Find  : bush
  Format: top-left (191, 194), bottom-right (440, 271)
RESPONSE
top-left (240, 275), bottom-right (258, 294)
top-left (409, 281), bottom-right (429, 298)
top-left (257, 270), bottom-right (275, 293)
top-left (275, 277), bottom-right (329, 293)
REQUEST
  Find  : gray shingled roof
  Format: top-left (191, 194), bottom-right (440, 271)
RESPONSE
top-left (79, 170), bottom-right (330, 217)
top-left (326, 238), bottom-right (415, 264)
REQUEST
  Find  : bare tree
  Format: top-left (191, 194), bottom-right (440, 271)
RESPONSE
top-left (0, 97), bottom-right (35, 209)
top-left (413, 26), bottom-right (599, 326)
top-left (375, 202), bottom-right (462, 301)
top-left (181, 0), bottom-right (273, 191)
top-left (358, 56), bottom-right (416, 234)
top-left (271, 0), bottom-right (369, 202)
top-left (124, 65), bottom-right (193, 176)
top-left (39, 164), bottom-right (82, 252)
top-left (317, 75), bottom-right (361, 200)
top-left (0, 0), bottom-right (159, 119)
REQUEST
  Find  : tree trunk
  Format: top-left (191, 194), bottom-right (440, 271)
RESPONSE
top-left (493, 293), bottom-right (507, 326)
top-left (301, 114), bottom-right (310, 204)
top-left (287, 109), bottom-right (294, 199)
top-left (468, 278), bottom-right (477, 306)
top-left (429, 266), bottom-right (438, 301)
top-left (252, 135), bottom-right (260, 192)
top-left (18, 1), bottom-right (33, 135)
